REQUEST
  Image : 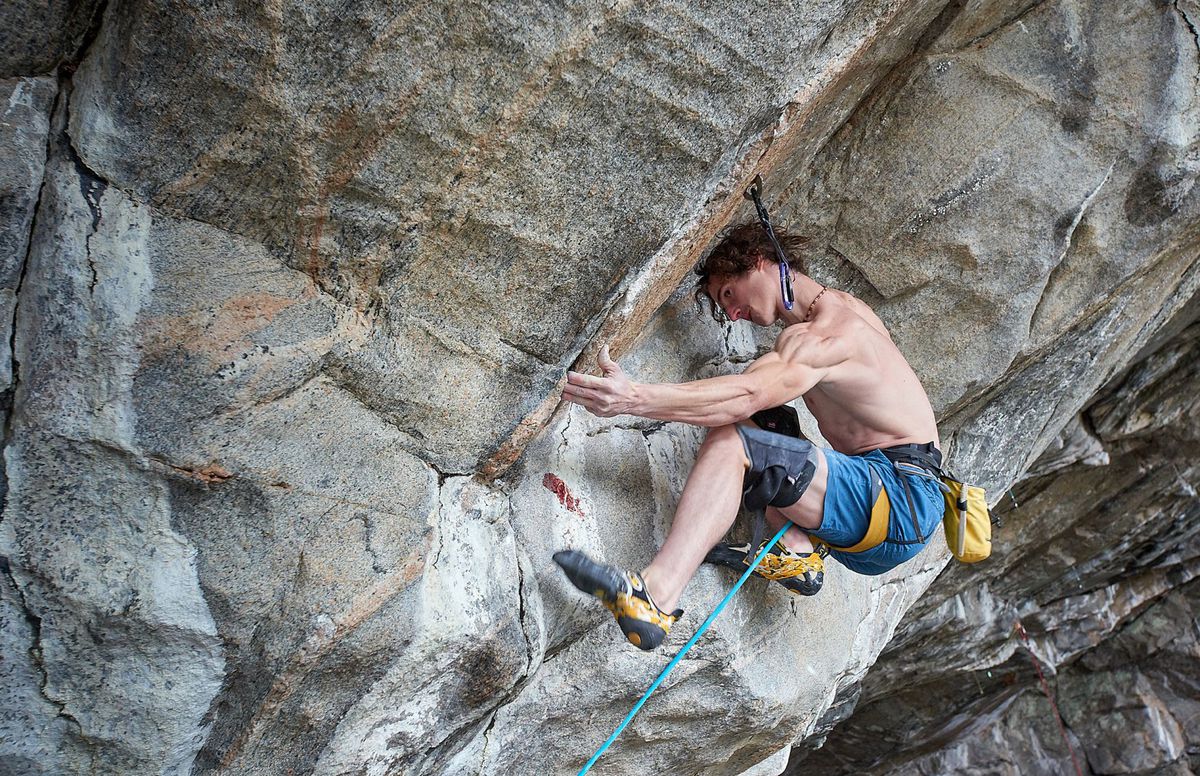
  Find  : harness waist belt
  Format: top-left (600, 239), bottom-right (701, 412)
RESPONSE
top-left (880, 442), bottom-right (943, 476)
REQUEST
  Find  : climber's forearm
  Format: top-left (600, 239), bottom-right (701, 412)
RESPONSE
top-left (563, 347), bottom-right (823, 424)
top-left (632, 356), bottom-right (821, 426)
top-left (630, 375), bottom-right (763, 427)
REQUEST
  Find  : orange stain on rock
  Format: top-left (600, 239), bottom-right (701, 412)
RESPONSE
top-left (140, 291), bottom-right (302, 367)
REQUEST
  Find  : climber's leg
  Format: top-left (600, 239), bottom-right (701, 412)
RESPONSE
top-left (554, 423), bottom-right (747, 650)
top-left (764, 507), bottom-right (815, 553)
top-left (639, 424), bottom-right (750, 612)
top-left (555, 423), bottom-right (834, 647)
top-left (642, 423), bottom-right (834, 609)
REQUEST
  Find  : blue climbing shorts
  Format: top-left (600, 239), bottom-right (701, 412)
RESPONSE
top-left (812, 448), bottom-right (944, 575)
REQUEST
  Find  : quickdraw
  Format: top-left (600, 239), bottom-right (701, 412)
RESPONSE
top-left (743, 174), bottom-right (795, 311)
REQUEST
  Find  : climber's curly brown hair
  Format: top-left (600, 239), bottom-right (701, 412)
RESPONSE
top-left (693, 222), bottom-right (810, 322)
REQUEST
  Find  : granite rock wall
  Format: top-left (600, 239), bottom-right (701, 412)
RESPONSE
top-left (1, 0), bottom-right (1197, 774)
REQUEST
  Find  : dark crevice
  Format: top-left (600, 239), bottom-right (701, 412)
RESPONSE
top-left (356, 512), bottom-right (386, 575)
top-left (1175, 0), bottom-right (1200, 75)
top-left (428, 462), bottom-right (468, 487)
top-left (557, 409), bottom-right (573, 450)
top-left (639, 421), bottom-right (666, 439)
top-left (514, 552), bottom-right (528, 647)
top-left (475, 711), bottom-right (501, 776)
top-left (58, 0), bottom-right (112, 287)
top-left (69, 155), bottom-right (105, 294)
top-left (584, 420), bottom-right (667, 437)
top-left (0, 556), bottom-right (88, 740)
top-left (57, 62), bottom-right (110, 297)
top-left (61, 115), bottom-right (108, 205)
top-left (65, 0), bottom-right (111, 69)
top-left (0, 76), bottom-right (65, 517)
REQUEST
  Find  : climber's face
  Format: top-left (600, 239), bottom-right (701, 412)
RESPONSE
top-left (706, 259), bottom-right (780, 326)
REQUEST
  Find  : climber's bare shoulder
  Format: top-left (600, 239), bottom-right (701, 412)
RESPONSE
top-left (776, 289), bottom-right (939, 453)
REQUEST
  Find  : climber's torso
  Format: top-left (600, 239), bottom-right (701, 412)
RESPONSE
top-left (773, 289), bottom-right (939, 455)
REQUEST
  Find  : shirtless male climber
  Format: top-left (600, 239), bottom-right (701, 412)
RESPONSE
top-left (553, 221), bottom-right (945, 651)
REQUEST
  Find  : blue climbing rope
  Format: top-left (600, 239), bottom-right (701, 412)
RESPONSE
top-left (577, 521), bottom-right (792, 775)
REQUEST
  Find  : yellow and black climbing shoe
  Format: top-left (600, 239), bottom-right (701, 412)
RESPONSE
top-left (704, 541), bottom-right (827, 596)
top-left (553, 550), bottom-right (683, 651)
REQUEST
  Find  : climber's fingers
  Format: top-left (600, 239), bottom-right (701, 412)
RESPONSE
top-left (562, 374), bottom-right (626, 418)
top-left (562, 381), bottom-right (601, 403)
top-left (566, 371), bottom-right (605, 389)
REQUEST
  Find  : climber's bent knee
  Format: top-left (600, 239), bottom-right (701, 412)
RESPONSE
top-left (736, 425), bottom-right (818, 511)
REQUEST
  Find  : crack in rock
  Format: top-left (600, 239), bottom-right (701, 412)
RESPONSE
top-left (0, 555), bottom-right (89, 743)
top-left (60, 82), bottom-right (109, 296)
top-left (1174, 0), bottom-right (1200, 80)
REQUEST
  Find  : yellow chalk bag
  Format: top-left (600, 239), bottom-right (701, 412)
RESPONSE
top-left (942, 478), bottom-right (992, 562)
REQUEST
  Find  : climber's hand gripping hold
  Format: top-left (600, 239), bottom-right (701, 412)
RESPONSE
top-left (563, 345), bottom-right (636, 418)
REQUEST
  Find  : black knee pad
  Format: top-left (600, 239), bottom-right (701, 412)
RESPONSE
top-left (737, 425), bottom-right (817, 511)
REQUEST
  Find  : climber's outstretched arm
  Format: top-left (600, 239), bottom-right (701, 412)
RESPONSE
top-left (563, 331), bottom-right (850, 426)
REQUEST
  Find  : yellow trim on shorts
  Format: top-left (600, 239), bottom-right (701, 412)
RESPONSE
top-left (825, 486), bottom-right (891, 554)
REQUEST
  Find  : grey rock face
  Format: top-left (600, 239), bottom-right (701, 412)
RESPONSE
top-left (1, 97), bottom-right (225, 772)
top-left (0, 0), bottom-right (103, 77)
top-left (0, 0), bottom-right (1198, 774)
top-left (66, 0), bottom-right (946, 474)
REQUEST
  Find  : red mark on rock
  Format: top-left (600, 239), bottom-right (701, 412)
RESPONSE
top-left (543, 473), bottom-right (586, 517)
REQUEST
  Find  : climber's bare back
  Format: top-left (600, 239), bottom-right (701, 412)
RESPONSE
top-left (759, 288), bottom-right (939, 454)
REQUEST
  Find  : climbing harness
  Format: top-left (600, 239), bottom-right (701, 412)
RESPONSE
top-left (814, 443), bottom-right (943, 555)
top-left (743, 174), bottom-right (794, 311)
top-left (577, 521), bottom-right (792, 775)
top-left (808, 441), bottom-right (995, 564)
